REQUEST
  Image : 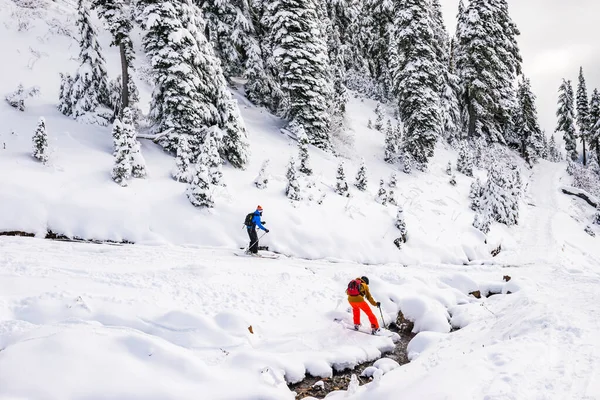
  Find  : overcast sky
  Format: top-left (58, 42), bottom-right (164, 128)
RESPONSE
top-left (439, 0), bottom-right (600, 136)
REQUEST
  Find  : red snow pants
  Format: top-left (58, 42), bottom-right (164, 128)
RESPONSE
top-left (350, 301), bottom-right (379, 329)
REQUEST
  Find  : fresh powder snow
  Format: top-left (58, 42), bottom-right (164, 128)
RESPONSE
top-left (1, 0), bottom-right (600, 399)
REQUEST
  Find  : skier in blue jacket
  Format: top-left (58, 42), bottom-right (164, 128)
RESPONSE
top-left (246, 205), bottom-right (269, 254)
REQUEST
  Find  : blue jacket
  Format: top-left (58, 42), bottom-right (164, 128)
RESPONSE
top-left (250, 211), bottom-right (267, 231)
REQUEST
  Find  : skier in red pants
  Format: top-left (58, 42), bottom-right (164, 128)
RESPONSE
top-left (346, 276), bottom-right (381, 334)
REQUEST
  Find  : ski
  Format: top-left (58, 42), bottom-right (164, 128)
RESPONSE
top-left (334, 319), bottom-right (395, 337)
top-left (234, 251), bottom-right (279, 259)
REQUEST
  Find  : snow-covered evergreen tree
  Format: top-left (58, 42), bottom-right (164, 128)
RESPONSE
top-left (367, 119), bottom-right (373, 129)
top-left (268, 0), bottom-right (332, 150)
top-left (540, 133), bottom-right (549, 160)
top-left (515, 78), bottom-right (544, 164)
top-left (455, 0), bottom-right (522, 143)
top-left (469, 177), bottom-right (483, 211)
top-left (297, 126), bottom-right (313, 175)
top-left (394, 206), bottom-right (408, 248)
top-left (374, 103), bottom-right (384, 131)
top-left (172, 134), bottom-right (194, 183)
top-left (254, 159), bottom-right (270, 189)
top-left (355, 159), bottom-right (368, 191)
top-left (430, 0), bottom-right (461, 144)
top-left (92, 0), bottom-right (139, 115)
top-left (376, 179), bottom-right (387, 205)
top-left (384, 120), bottom-right (397, 164)
top-left (335, 162), bottom-right (349, 197)
top-left (548, 134), bottom-right (561, 162)
top-left (220, 97), bottom-right (250, 169)
top-left (58, 73), bottom-right (74, 116)
top-left (389, 172), bottom-right (397, 188)
top-left (480, 163), bottom-right (520, 226)
top-left (122, 107), bottom-right (146, 178)
top-left (577, 67), bottom-right (591, 165)
top-left (456, 141), bottom-right (473, 177)
top-left (201, 129), bottom-right (224, 186)
top-left (388, 187), bottom-right (397, 205)
top-left (244, 38), bottom-right (281, 109)
top-left (446, 161), bottom-right (452, 175)
top-left (402, 151), bottom-right (413, 174)
top-left (138, 0), bottom-right (249, 167)
top-left (286, 157), bottom-right (301, 200)
top-left (589, 89), bottom-right (600, 164)
top-left (111, 119), bottom-right (132, 186)
top-left (138, 0), bottom-right (209, 150)
top-left (60, 0), bottom-right (111, 120)
top-left (473, 210), bottom-right (491, 234)
top-left (556, 79), bottom-right (578, 162)
top-left (199, 0), bottom-right (255, 78)
top-left (394, 0), bottom-right (443, 170)
top-left (187, 164), bottom-right (214, 208)
top-left (32, 117), bottom-right (49, 164)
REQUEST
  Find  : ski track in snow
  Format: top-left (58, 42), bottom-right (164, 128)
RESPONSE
top-left (494, 161), bottom-right (600, 399)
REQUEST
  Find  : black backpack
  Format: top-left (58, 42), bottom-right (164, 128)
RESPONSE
top-left (244, 212), bottom-right (254, 227)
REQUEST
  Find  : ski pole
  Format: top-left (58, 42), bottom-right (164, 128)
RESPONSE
top-left (246, 231), bottom-right (268, 252)
top-left (378, 305), bottom-right (387, 329)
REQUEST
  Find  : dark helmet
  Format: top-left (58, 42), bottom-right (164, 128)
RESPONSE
top-left (361, 276), bottom-right (369, 285)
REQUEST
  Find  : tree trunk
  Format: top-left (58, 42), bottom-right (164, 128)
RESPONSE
top-left (120, 41), bottom-right (129, 114)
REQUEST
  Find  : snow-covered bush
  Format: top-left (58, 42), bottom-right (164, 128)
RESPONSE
top-left (394, 206), bottom-right (408, 248)
top-left (367, 119), bottom-right (373, 129)
top-left (388, 188), bottom-right (398, 206)
top-left (6, 84), bottom-right (39, 111)
top-left (335, 162), bottom-right (349, 197)
top-left (355, 159), bottom-right (368, 191)
top-left (594, 205), bottom-right (600, 225)
top-left (585, 225), bottom-right (596, 237)
top-left (111, 119), bottom-right (131, 186)
top-left (449, 174), bottom-right (457, 186)
top-left (286, 158), bottom-right (301, 201)
top-left (389, 172), bottom-right (397, 188)
top-left (376, 179), bottom-right (387, 205)
top-left (32, 117), bottom-right (48, 164)
top-left (568, 161), bottom-right (600, 197)
top-left (187, 165), bottom-right (214, 208)
top-left (254, 159), bottom-right (270, 189)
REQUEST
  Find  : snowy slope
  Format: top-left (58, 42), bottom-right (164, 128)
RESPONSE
top-left (4, 1), bottom-right (600, 399)
top-left (3, 163), bottom-right (600, 400)
top-left (0, 0), bottom-right (491, 265)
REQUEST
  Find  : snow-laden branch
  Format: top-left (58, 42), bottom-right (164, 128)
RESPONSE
top-left (136, 128), bottom-right (173, 142)
top-left (560, 186), bottom-right (599, 208)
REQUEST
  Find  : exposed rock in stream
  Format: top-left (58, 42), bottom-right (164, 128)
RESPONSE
top-left (289, 319), bottom-right (416, 399)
